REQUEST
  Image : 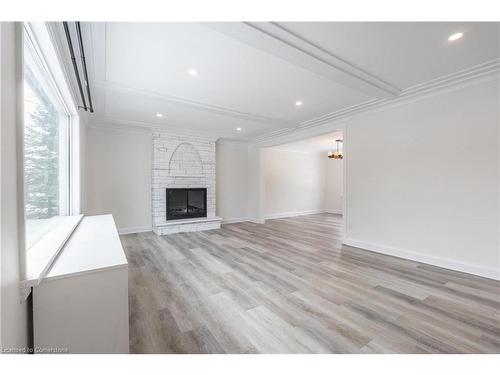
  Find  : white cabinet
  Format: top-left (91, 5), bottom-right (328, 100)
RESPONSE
top-left (33, 215), bottom-right (129, 354)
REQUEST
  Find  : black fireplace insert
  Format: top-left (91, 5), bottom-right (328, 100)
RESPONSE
top-left (166, 188), bottom-right (207, 220)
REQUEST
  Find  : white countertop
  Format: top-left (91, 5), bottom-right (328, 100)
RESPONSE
top-left (44, 215), bottom-right (128, 281)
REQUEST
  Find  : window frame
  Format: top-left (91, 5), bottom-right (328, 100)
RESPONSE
top-left (21, 22), bottom-right (83, 288)
top-left (23, 41), bottom-right (71, 246)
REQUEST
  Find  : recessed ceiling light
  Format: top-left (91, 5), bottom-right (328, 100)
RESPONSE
top-left (236, 127), bottom-right (242, 131)
top-left (156, 113), bottom-right (163, 118)
top-left (188, 68), bottom-right (199, 76)
top-left (295, 101), bottom-right (303, 107)
top-left (448, 32), bottom-right (464, 42)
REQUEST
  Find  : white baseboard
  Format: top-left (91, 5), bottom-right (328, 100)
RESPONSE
top-left (207, 210), bottom-right (344, 225)
top-left (118, 226), bottom-right (152, 235)
top-left (221, 217), bottom-right (266, 224)
top-left (343, 237), bottom-right (500, 281)
top-left (265, 209), bottom-right (342, 220)
top-left (324, 208), bottom-right (342, 214)
top-left (247, 217), bottom-right (266, 224)
top-left (221, 217), bottom-right (252, 224)
top-left (265, 209), bottom-right (324, 220)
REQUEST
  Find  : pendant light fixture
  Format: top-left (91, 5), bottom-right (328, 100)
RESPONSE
top-left (328, 139), bottom-right (343, 159)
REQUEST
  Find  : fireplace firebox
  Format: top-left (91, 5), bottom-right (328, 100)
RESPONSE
top-left (166, 188), bottom-right (207, 220)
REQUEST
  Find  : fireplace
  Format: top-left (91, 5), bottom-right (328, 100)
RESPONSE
top-left (166, 188), bottom-right (207, 220)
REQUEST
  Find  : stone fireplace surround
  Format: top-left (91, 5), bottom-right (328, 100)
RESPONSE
top-left (152, 132), bottom-right (221, 235)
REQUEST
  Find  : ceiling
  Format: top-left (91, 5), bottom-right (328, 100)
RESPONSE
top-left (271, 131), bottom-right (343, 153)
top-left (61, 22), bottom-right (499, 141)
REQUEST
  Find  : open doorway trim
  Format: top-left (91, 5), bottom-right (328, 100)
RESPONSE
top-left (257, 122), bottom-right (348, 238)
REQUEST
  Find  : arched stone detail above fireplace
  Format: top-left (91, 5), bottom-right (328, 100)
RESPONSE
top-left (152, 132), bottom-right (220, 234)
top-left (168, 142), bottom-right (204, 176)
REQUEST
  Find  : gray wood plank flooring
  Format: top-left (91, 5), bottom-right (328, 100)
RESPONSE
top-left (120, 213), bottom-right (500, 353)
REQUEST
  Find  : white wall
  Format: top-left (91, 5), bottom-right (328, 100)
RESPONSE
top-left (0, 22), bottom-right (29, 350)
top-left (85, 126), bottom-right (152, 234)
top-left (345, 78), bottom-right (500, 279)
top-left (85, 129), bottom-right (256, 230)
top-left (264, 148), bottom-right (327, 218)
top-left (247, 146), bottom-right (265, 223)
top-left (325, 156), bottom-right (343, 213)
top-left (216, 142), bottom-right (249, 222)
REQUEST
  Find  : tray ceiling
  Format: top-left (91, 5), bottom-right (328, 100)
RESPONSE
top-left (61, 22), bottom-right (500, 141)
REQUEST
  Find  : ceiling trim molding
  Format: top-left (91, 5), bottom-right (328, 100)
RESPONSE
top-left (250, 22), bottom-right (401, 96)
top-left (87, 116), bottom-right (223, 141)
top-left (256, 122), bottom-right (347, 149)
top-left (83, 23), bottom-right (499, 146)
top-left (299, 58), bottom-right (500, 129)
top-left (86, 122), bottom-right (152, 135)
top-left (94, 80), bottom-right (296, 129)
top-left (401, 58), bottom-right (500, 94)
top-left (250, 58), bottom-right (500, 145)
top-left (91, 22), bottom-right (294, 129)
top-left (216, 138), bottom-right (251, 146)
top-left (150, 130), bottom-right (220, 142)
top-left (267, 147), bottom-right (327, 155)
top-left (88, 58), bottom-right (499, 146)
top-left (204, 22), bottom-right (400, 99)
top-left (87, 120), bottom-right (225, 143)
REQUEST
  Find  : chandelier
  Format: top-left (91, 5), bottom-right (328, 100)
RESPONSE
top-left (328, 139), bottom-right (343, 159)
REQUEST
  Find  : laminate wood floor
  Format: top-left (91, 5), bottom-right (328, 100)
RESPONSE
top-left (120, 213), bottom-right (500, 353)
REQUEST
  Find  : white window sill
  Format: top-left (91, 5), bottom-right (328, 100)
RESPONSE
top-left (22, 214), bottom-right (83, 290)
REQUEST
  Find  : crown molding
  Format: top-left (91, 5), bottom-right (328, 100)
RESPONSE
top-left (84, 22), bottom-right (499, 148)
top-left (93, 80), bottom-right (295, 129)
top-left (267, 147), bottom-right (323, 155)
top-left (87, 120), bottom-right (224, 143)
top-left (299, 58), bottom-right (500, 129)
top-left (88, 59), bottom-right (499, 147)
top-left (216, 138), bottom-right (251, 146)
top-left (86, 22), bottom-right (294, 130)
top-left (251, 22), bottom-right (401, 97)
top-left (204, 22), bottom-right (400, 99)
top-left (150, 131), bottom-right (219, 142)
top-left (249, 59), bottom-right (500, 146)
top-left (86, 121), bottom-right (152, 135)
top-left (93, 22), bottom-right (293, 129)
top-left (253, 122), bottom-right (347, 148)
top-left (87, 117), bottom-right (222, 141)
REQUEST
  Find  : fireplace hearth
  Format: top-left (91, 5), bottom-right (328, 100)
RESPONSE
top-left (166, 188), bottom-right (207, 220)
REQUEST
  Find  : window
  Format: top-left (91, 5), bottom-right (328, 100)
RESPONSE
top-left (23, 25), bottom-right (71, 249)
top-left (20, 22), bottom-right (83, 286)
